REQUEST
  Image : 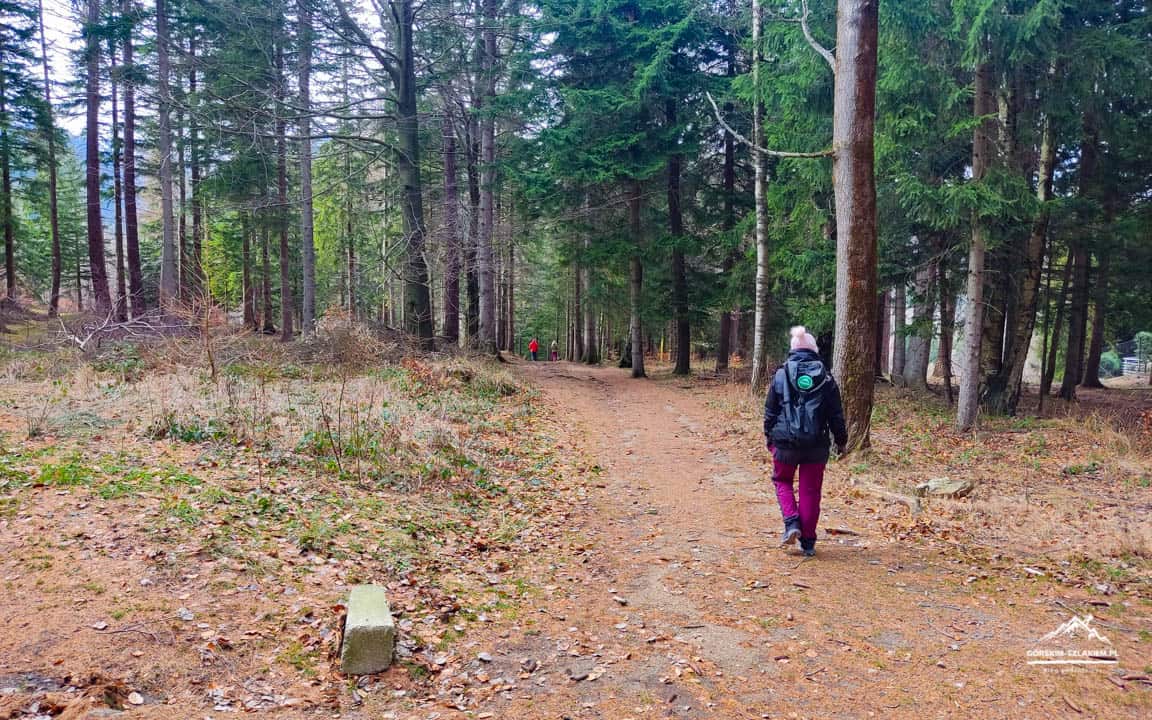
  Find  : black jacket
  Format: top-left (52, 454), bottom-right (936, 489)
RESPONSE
top-left (763, 349), bottom-right (849, 465)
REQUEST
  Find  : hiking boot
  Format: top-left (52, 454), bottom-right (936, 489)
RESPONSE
top-left (800, 537), bottom-right (816, 557)
top-left (781, 516), bottom-right (801, 546)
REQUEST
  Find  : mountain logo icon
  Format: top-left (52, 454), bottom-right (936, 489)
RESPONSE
top-left (1039, 615), bottom-right (1112, 645)
top-left (1028, 614), bottom-right (1118, 667)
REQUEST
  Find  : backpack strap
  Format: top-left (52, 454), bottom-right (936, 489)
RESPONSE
top-left (780, 364), bottom-right (793, 407)
top-left (783, 362), bottom-right (801, 407)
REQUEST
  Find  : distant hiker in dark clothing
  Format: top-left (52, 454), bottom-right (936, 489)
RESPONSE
top-left (763, 326), bottom-right (848, 557)
top-left (529, 337), bottom-right (539, 361)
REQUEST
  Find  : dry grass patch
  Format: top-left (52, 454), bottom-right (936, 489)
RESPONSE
top-left (0, 335), bottom-right (582, 716)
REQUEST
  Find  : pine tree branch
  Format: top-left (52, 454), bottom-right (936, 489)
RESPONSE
top-left (800, 0), bottom-right (836, 73)
top-left (772, 1), bottom-right (836, 73)
top-left (332, 0), bottom-right (401, 84)
top-left (705, 92), bottom-right (833, 159)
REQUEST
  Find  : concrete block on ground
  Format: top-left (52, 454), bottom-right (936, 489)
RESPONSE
top-left (340, 585), bottom-right (396, 675)
top-left (914, 477), bottom-right (975, 499)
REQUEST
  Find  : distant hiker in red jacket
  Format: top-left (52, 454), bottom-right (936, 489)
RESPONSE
top-left (763, 327), bottom-right (848, 557)
top-left (529, 337), bottom-right (539, 361)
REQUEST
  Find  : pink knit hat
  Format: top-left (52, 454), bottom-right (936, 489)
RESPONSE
top-left (789, 326), bottom-right (819, 353)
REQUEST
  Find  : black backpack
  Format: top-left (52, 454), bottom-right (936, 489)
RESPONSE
top-left (777, 358), bottom-right (829, 447)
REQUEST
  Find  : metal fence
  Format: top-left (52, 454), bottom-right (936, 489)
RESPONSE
top-left (1115, 338), bottom-right (1150, 377)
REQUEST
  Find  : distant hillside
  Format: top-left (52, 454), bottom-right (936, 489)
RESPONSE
top-left (71, 131), bottom-right (150, 224)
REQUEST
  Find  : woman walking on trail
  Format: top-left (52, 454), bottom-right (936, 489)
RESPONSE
top-left (529, 337), bottom-right (539, 361)
top-left (550, 340), bottom-right (559, 361)
top-left (763, 327), bottom-right (848, 557)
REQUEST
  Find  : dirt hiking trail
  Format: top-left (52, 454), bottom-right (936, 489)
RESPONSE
top-left (441, 361), bottom-right (1148, 719)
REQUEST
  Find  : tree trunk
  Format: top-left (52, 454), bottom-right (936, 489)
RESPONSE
top-left (476, 0), bottom-right (498, 353)
top-left (599, 310), bottom-right (607, 361)
top-left (990, 114), bottom-right (1055, 412)
top-left (380, 177), bottom-right (392, 325)
top-left (1040, 256), bottom-right (1072, 401)
top-left (979, 265), bottom-right (1006, 386)
top-left (717, 275), bottom-right (733, 370)
top-left (85, 0), bottom-right (112, 313)
top-left (188, 35), bottom-right (203, 302)
top-left (396, 0), bottom-right (433, 341)
top-left (464, 114), bottom-right (480, 340)
top-left (1059, 113), bottom-right (1098, 401)
top-left (506, 228), bottom-right (515, 350)
top-left (668, 102), bottom-right (690, 376)
top-left (957, 59), bottom-right (995, 431)
top-left (564, 291), bottom-right (574, 361)
top-left (716, 18), bottom-right (737, 373)
top-left (347, 227), bottom-right (357, 320)
top-left (902, 261), bottom-right (934, 389)
top-left (122, 0), bottom-right (144, 317)
top-left (1081, 253), bottom-right (1109, 388)
top-left (298, 0), bottom-right (316, 333)
top-left (937, 238), bottom-right (956, 404)
top-left (581, 235), bottom-right (598, 363)
top-left (1036, 253), bottom-right (1054, 412)
top-left (978, 84), bottom-right (1013, 389)
top-left (734, 308), bottom-right (746, 362)
top-left (156, 0), bottom-right (178, 309)
top-left (572, 262), bottom-right (583, 360)
top-left (109, 39), bottom-right (127, 321)
top-left (874, 290), bottom-right (888, 377)
top-left (38, 0), bottom-right (63, 317)
top-left (176, 86), bottom-right (187, 301)
top-left (981, 72), bottom-right (1022, 399)
top-left (274, 33), bottom-right (293, 340)
top-left (242, 215), bottom-right (255, 329)
top-left (891, 283), bottom-right (906, 378)
top-left (1059, 247), bottom-right (1092, 398)
top-left (628, 181), bottom-right (645, 378)
top-left (0, 76), bottom-right (14, 304)
top-left (345, 112), bottom-right (356, 323)
top-left (981, 112), bottom-right (1046, 410)
top-left (441, 107), bottom-right (460, 344)
top-left (75, 250), bottom-right (82, 310)
top-left (493, 206), bottom-right (504, 348)
top-left (749, 0), bottom-right (770, 391)
top-left (830, 0), bottom-right (880, 449)
top-left (261, 224), bottom-right (275, 333)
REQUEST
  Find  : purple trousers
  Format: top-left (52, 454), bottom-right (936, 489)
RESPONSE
top-left (772, 459), bottom-right (826, 540)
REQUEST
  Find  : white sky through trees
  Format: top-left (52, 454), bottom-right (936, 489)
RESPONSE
top-left (42, 0), bottom-right (83, 134)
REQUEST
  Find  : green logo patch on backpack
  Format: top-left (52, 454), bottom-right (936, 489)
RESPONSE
top-left (796, 374), bottom-right (814, 390)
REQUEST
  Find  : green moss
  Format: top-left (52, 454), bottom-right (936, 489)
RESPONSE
top-left (39, 455), bottom-right (98, 487)
top-left (162, 498), bottom-right (204, 525)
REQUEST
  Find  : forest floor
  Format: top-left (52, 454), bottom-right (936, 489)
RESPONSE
top-left (0, 328), bottom-right (1150, 719)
